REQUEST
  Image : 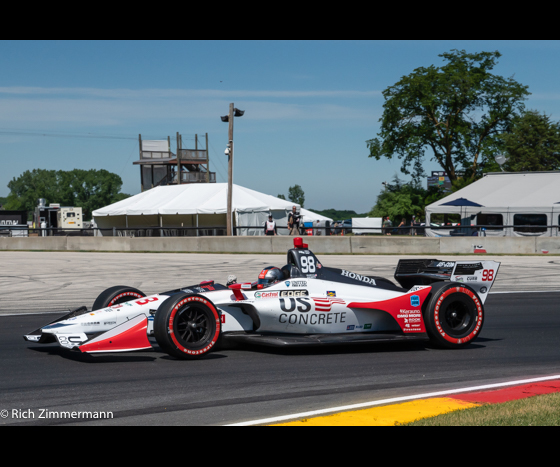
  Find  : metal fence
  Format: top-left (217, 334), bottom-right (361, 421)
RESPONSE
top-left (2, 224), bottom-right (560, 238)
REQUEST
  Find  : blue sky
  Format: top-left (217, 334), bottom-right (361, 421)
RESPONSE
top-left (1, 40), bottom-right (560, 214)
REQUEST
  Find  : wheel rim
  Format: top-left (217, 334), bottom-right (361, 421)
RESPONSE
top-left (439, 295), bottom-right (477, 338)
top-left (444, 301), bottom-right (471, 332)
top-left (174, 305), bottom-right (211, 346)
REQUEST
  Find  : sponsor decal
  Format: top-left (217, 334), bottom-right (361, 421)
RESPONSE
top-left (279, 312), bottom-right (347, 325)
top-left (289, 280), bottom-right (307, 287)
top-left (436, 262), bottom-right (455, 268)
top-left (81, 322), bottom-right (100, 326)
top-left (341, 270), bottom-right (376, 286)
top-left (103, 321), bottom-right (116, 325)
top-left (312, 297), bottom-right (346, 312)
top-left (285, 281), bottom-right (290, 287)
top-left (278, 297), bottom-right (347, 325)
top-left (347, 325), bottom-right (355, 331)
top-left (279, 290), bottom-right (308, 297)
top-left (280, 298), bottom-right (311, 312)
top-left (327, 291), bottom-right (336, 297)
top-left (255, 291), bottom-right (279, 299)
top-left (364, 323), bottom-right (372, 330)
top-left (410, 295), bottom-right (420, 307)
top-left (455, 276), bottom-right (464, 282)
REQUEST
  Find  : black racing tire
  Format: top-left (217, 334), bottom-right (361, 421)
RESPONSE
top-left (92, 286), bottom-right (146, 311)
top-left (154, 293), bottom-right (221, 360)
top-left (423, 282), bottom-right (484, 349)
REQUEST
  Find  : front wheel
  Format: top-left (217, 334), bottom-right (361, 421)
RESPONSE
top-left (423, 283), bottom-right (484, 348)
top-left (154, 293), bottom-right (221, 360)
top-left (92, 286), bottom-right (146, 311)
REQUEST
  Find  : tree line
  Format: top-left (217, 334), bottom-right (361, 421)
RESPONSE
top-left (2, 169), bottom-right (130, 220)
top-left (367, 49), bottom-right (560, 223)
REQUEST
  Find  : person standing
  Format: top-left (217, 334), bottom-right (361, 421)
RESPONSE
top-left (288, 206), bottom-right (301, 235)
top-left (264, 214), bottom-right (278, 236)
top-left (383, 216), bottom-right (392, 235)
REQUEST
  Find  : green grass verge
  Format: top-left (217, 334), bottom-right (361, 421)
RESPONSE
top-left (402, 392), bottom-right (560, 426)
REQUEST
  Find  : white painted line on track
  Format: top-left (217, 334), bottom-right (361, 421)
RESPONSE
top-left (225, 374), bottom-right (560, 426)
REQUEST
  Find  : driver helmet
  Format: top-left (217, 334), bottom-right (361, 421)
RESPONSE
top-left (257, 266), bottom-right (284, 288)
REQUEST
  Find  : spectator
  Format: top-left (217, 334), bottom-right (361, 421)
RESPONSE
top-left (264, 214), bottom-right (278, 236)
top-left (398, 218), bottom-right (406, 235)
top-left (288, 206), bottom-right (301, 235)
top-left (410, 215), bottom-right (417, 236)
top-left (383, 216), bottom-right (392, 236)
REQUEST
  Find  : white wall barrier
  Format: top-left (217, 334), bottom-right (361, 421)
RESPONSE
top-left (1, 236), bottom-right (557, 255)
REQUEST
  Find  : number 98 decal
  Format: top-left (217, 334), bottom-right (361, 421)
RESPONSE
top-left (481, 270), bottom-right (495, 282)
top-left (300, 256), bottom-right (316, 273)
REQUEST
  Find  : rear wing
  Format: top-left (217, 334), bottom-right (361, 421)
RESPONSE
top-left (395, 259), bottom-right (500, 304)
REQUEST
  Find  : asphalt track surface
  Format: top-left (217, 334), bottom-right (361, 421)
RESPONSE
top-left (1, 252), bottom-right (560, 425)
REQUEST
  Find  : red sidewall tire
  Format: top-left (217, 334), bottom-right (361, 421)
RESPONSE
top-left (424, 283), bottom-right (484, 348)
top-left (154, 294), bottom-right (221, 360)
top-left (92, 286), bottom-right (146, 311)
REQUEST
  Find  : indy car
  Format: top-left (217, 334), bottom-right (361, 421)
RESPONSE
top-left (24, 238), bottom-right (500, 359)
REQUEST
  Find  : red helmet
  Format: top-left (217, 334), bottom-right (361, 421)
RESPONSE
top-left (257, 266), bottom-right (284, 287)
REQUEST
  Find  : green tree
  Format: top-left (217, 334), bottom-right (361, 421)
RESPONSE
top-left (277, 194), bottom-right (286, 200)
top-left (501, 110), bottom-right (560, 172)
top-left (369, 176), bottom-right (427, 221)
top-left (367, 50), bottom-right (530, 181)
top-left (5, 169), bottom-right (129, 219)
top-left (288, 184), bottom-right (305, 208)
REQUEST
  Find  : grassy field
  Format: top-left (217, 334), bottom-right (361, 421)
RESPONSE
top-left (403, 393), bottom-right (560, 426)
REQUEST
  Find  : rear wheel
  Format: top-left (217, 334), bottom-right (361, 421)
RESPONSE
top-left (154, 293), bottom-right (221, 360)
top-left (92, 286), bottom-right (146, 311)
top-left (424, 282), bottom-right (484, 348)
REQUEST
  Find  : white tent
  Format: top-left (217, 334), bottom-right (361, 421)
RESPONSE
top-left (425, 172), bottom-right (560, 237)
top-left (93, 184), bottom-right (332, 236)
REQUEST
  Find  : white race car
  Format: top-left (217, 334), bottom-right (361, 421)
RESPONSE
top-left (24, 238), bottom-right (500, 359)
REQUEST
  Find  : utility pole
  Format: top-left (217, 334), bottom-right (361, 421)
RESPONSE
top-left (176, 132), bottom-right (181, 185)
top-left (205, 133), bottom-right (209, 183)
top-left (221, 104), bottom-right (244, 236)
top-left (227, 103), bottom-right (234, 236)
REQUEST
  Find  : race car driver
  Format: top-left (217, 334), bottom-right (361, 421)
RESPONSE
top-left (257, 266), bottom-right (284, 288)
